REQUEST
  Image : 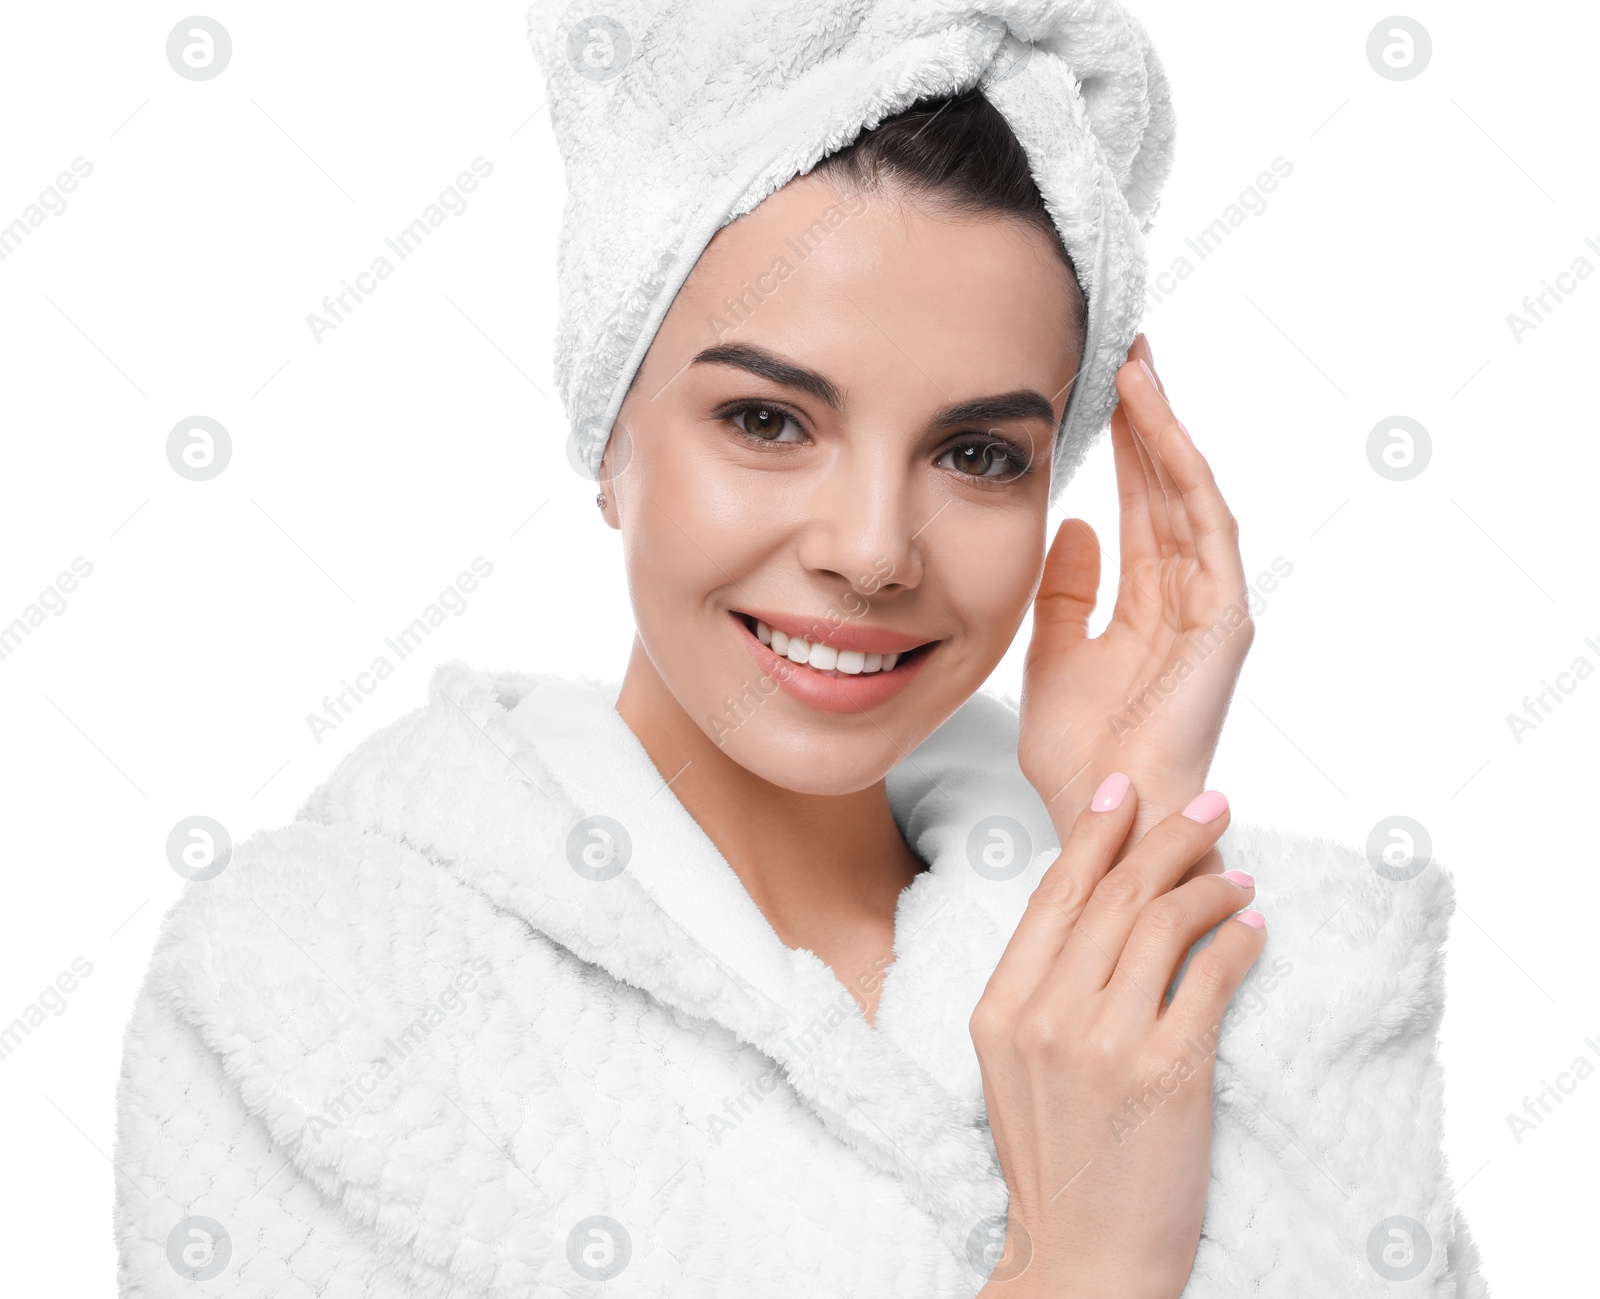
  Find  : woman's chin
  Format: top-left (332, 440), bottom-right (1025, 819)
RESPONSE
top-left (700, 688), bottom-right (971, 795)
top-left (712, 727), bottom-right (902, 796)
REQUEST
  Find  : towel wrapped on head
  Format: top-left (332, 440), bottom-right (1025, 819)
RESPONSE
top-left (526, 0), bottom-right (1176, 502)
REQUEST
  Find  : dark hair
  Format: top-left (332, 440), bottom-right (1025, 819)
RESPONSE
top-left (811, 88), bottom-right (1086, 348)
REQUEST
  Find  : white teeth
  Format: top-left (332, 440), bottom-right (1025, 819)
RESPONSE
top-left (747, 615), bottom-right (915, 675)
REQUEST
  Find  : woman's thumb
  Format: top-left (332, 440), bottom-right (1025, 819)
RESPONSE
top-left (1029, 518), bottom-right (1099, 647)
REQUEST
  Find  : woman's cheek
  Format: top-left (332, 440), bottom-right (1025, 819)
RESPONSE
top-left (622, 450), bottom-right (764, 635)
top-left (651, 433), bottom-right (775, 528)
top-left (943, 511), bottom-right (1043, 658)
top-left (699, 455), bottom-right (794, 531)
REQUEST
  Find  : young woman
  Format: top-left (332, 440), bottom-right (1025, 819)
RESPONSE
top-left (113, 9), bottom-right (1483, 1298)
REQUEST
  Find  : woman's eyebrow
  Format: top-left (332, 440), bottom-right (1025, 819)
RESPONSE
top-left (692, 342), bottom-right (1059, 427)
top-left (933, 392), bottom-right (1058, 428)
top-left (692, 343), bottom-right (844, 409)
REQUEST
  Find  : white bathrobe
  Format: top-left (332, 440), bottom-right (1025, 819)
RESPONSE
top-left (113, 661), bottom-right (1487, 1296)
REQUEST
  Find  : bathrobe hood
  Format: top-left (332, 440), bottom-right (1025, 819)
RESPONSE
top-left (113, 661), bottom-right (1488, 1296)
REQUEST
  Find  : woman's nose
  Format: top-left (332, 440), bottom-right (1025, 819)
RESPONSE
top-left (793, 458), bottom-right (925, 596)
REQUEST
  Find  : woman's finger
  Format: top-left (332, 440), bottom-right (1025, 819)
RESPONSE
top-left (1116, 360), bottom-right (1191, 559)
top-left (1121, 381), bottom-right (1178, 558)
top-left (1106, 405), bottom-right (1169, 631)
top-left (1122, 353), bottom-right (1248, 598)
top-left (1105, 869), bottom-right (1256, 1020)
top-left (1114, 337), bottom-right (1174, 560)
top-left (1110, 397), bottom-right (1160, 572)
top-left (1053, 793), bottom-right (1231, 993)
top-left (1175, 845), bottom-right (1228, 886)
top-left (1028, 517), bottom-right (1100, 651)
top-left (1131, 332), bottom-right (1166, 397)
top-left (979, 774), bottom-right (1139, 1015)
top-left (1160, 907), bottom-right (1267, 1045)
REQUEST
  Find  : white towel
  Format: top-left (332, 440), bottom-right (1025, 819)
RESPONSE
top-left (526, 0), bottom-right (1175, 501)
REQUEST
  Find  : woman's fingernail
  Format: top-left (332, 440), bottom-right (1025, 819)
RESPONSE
top-left (1220, 869), bottom-right (1254, 888)
top-left (1092, 771), bottom-right (1131, 811)
top-left (1175, 420), bottom-right (1192, 442)
top-left (1181, 789), bottom-right (1229, 823)
top-left (1137, 358), bottom-right (1159, 391)
top-left (1235, 909), bottom-right (1266, 929)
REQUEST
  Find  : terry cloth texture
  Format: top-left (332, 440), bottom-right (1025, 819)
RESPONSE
top-left (113, 662), bottom-right (1488, 1295)
top-left (526, 0), bottom-right (1177, 503)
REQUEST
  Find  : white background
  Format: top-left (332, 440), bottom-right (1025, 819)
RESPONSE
top-left (1, 1), bottom-right (1592, 1292)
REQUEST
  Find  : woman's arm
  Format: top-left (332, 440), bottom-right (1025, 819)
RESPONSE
top-left (969, 778), bottom-right (1261, 1298)
top-left (987, 343), bottom-right (1483, 1294)
top-left (974, 338), bottom-right (1262, 1295)
top-left (967, 804), bottom-right (1485, 1297)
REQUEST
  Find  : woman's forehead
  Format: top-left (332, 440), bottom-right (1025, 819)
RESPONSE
top-left (660, 184), bottom-right (1081, 408)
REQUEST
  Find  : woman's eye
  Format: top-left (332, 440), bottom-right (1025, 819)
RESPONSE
top-left (728, 403), bottom-right (804, 443)
top-left (940, 438), bottom-right (1027, 480)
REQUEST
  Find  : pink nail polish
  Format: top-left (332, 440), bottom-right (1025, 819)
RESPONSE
top-left (1235, 909), bottom-right (1265, 929)
top-left (1220, 869), bottom-right (1254, 888)
top-left (1092, 771), bottom-right (1130, 811)
top-left (1137, 358), bottom-right (1159, 390)
top-left (1181, 790), bottom-right (1228, 823)
top-left (1176, 420), bottom-right (1192, 442)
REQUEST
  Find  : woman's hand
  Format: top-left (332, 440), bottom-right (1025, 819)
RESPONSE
top-left (1018, 335), bottom-right (1253, 860)
top-left (970, 776), bottom-right (1264, 1298)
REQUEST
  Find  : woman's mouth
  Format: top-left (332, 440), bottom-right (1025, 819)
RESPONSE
top-left (728, 610), bottom-right (940, 713)
top-left (745, 616), bottom-right (923, 675)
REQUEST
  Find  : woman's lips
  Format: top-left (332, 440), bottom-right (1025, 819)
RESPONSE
top-left (734, 607), bottom-right (930, 656)
top-left (729, 611), bottom-right (937, 714)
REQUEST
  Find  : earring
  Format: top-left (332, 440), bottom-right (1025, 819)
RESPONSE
top-left (595, 492), bottom-right (607, 509)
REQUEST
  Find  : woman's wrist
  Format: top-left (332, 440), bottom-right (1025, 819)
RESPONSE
top-left (976, 1270), bottom-right (1182, 1299)
top-left (1039, 763), bottom-right (1206, 860)
top-left (971, 1216), bottom-right (1187, 1299)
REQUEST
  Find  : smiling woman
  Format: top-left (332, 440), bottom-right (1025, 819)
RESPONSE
top-left (112, 2), bottom-right (1486, 1297)
top-left (606, 142), bottom-right (1083, 798)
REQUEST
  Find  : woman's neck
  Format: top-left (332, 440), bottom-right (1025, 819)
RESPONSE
top-left (613, 638), bottom-right (925, 1021)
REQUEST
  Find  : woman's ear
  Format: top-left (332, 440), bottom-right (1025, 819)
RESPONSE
top-left (595, 476), bottom-right (618, 530)
top-left (595, 430), bottom-right (624, 530)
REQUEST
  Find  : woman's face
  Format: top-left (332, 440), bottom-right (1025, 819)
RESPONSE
top-left (604, 172), bottom-right (1083, 795)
